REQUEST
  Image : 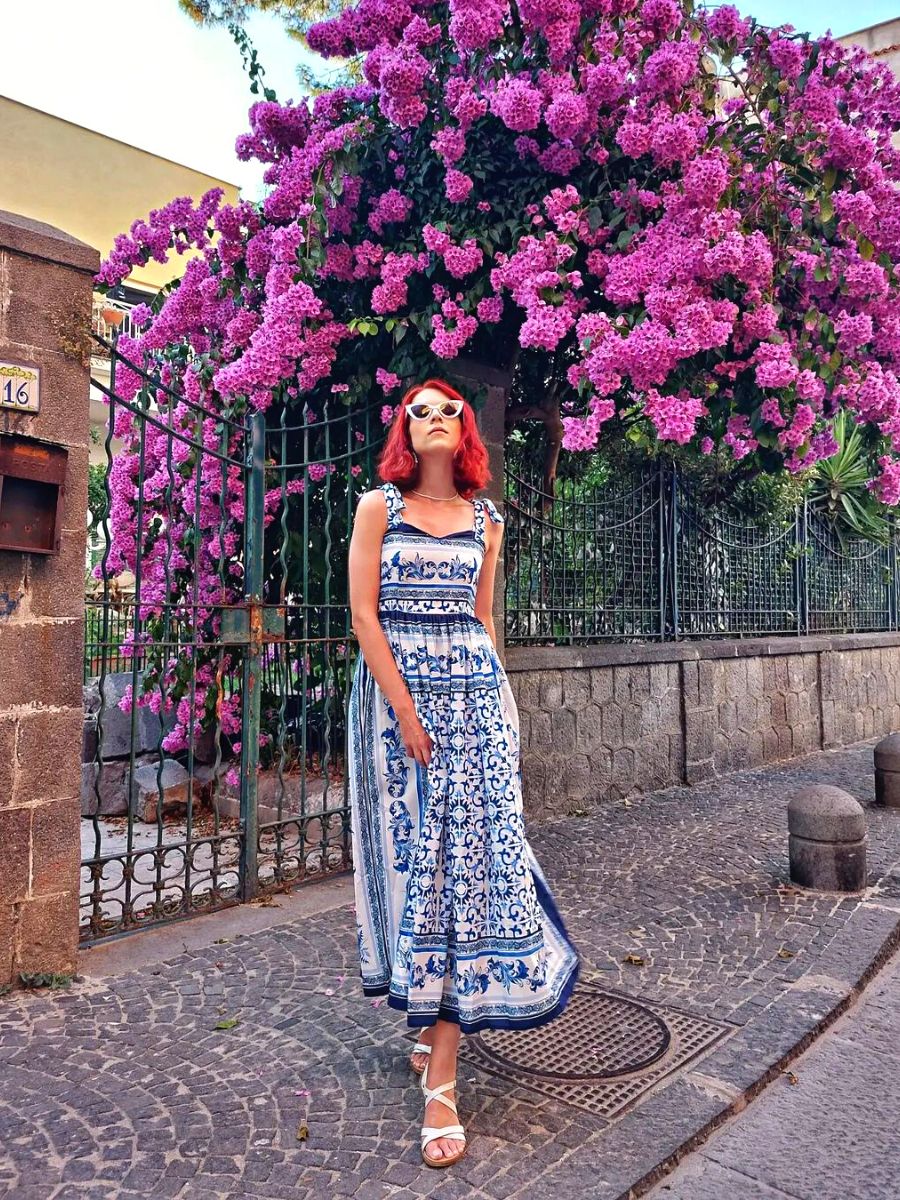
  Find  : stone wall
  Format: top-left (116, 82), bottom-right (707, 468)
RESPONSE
top-left (0, 212), bottom-right (97, 987)
top-left (505, 632), bottom-right (900, 819)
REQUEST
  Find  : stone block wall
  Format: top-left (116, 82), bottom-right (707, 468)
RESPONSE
top-left (682, 653), bottom-right (822, 783)
top-left (820, 645), bottom-right (900, 748)
top-left (514, 659), bottom-right (682, 809)
top-left (505, 632), bottom-right (900, 819)
top-left (0, 212), bottom-right (98, 987)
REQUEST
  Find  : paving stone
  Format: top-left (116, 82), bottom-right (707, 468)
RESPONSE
top-left (0, 742), bottom-right (898, 1199)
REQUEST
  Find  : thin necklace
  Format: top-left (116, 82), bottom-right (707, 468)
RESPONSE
top-left (410, 487), bottom-right (460, 501)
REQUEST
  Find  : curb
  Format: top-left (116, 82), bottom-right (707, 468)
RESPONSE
top-left (614, 901), bottom-right (900, 1199)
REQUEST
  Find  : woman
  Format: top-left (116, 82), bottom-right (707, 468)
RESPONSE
top-left (346, 378), bottom-right (580, 1168)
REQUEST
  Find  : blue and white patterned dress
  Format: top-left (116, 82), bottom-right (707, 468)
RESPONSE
top-left (347, 480), bottom-right (580, 1034)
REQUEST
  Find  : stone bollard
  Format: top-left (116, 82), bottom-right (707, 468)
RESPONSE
top-left (788, 785), bottom-right (867, 892)
top-left (874, 732), bottom-right (900, 808)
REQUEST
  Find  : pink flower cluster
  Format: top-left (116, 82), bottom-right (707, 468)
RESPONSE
top-left (431, 297), bottom-right (478, 357)
top-left (643, 389), bottom-right (709, 445)
top-left (490, 78), bottom-right (543, 132)
top-left (449, 0), bottom-right (508, 51)
top-left (376, 367), bottom-right (402, 391)
top-left (423, 224), bottom-right (484, 278)
top-left (371, 251), bottom-right (429, 313)
top-left (96, 189), bottom-right (224, 288)
top-left (491, 227), bottom-right (586, 352)
top-left (368, 187), bottom-right (413, 234)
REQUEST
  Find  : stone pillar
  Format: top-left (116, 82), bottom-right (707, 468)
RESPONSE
top-left (450, 358), bottom-right (510, 660)
top-left (476, 382), bottom-right (508, 660)
top-left (0, 212), bottom-right (98, 987)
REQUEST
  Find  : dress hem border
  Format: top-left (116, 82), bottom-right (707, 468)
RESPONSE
top-left (361, 955), bottom-right (581, 1034)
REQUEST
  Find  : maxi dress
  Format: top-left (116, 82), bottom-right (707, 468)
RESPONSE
top-left (347, 481), bottom-right (580, 1033)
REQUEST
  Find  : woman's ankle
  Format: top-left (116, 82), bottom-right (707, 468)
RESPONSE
top-left (425, 1050), bottom-right (457, 1074)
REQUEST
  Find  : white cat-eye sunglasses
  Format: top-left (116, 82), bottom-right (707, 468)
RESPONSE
top-left (405, 398), bottom-right (464, 421)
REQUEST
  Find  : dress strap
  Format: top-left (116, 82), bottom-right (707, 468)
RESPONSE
top-left (474, 496), bottom-right (504, 547)
top-left (481, 497), bottom-right (505, 525)
top-left (380, 481), bottom-right (406, 529)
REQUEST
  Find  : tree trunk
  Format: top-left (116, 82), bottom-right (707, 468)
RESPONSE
top-left (505, 388), bottom-right (564, 506)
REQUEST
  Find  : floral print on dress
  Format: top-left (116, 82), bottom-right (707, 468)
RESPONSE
top-left (347, 481), bottom-right (580, 1033)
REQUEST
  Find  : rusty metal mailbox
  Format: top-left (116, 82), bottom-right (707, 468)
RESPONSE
top-left (0, 433), bottom-right (68, 555)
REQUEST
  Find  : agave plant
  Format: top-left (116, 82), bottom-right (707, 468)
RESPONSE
top-left (807, 411), bottom-right (896, 547)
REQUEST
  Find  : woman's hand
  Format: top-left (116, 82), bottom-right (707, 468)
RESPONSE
top-left (399, 709), bottom-right (433, 766)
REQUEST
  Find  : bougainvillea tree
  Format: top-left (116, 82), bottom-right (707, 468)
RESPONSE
top-left (97, 0), bottom-right (900, 754)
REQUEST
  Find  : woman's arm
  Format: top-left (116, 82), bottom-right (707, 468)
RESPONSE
top-left (473, 515), bottom-right (503, 650)
top-left (348, 489), bottom-right (433, 765)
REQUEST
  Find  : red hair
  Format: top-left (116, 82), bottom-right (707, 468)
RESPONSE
top-left (376, 377), bottom-right (491, 498)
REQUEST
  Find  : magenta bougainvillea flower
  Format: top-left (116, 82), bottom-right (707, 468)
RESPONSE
top-left (96, 0), bottom-right (900, 745)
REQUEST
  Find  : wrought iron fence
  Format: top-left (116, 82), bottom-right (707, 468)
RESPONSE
top-left (504, 458), bottom-right (900, 644)
top-left (504, 465), bottom-right (665, 642)
top-left (84, 596), bottom-right (135, 679)
top-left (82, 332), bottom-right (386, 942)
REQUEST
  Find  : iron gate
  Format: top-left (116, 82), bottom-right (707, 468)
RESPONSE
top-left (82, 333), bottom-right (385, 941)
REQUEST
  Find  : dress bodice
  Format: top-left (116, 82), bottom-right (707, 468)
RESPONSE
top-left (377, 481), bottom-right (504, 618)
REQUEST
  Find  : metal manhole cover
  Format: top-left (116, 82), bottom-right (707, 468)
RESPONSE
top-left (469, 986), bottom-right (671, 1081)
top-left (409, 975), bottom-right (736, 1119)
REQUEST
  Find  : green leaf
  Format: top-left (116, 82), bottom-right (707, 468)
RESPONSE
top-left (819, 194), bottom-right (834, 223)
top-left (754, 427), bottom-right (780, 448)
top-left (859, 237), bottom-right (875, 261)
top-left (214, 1018), bottom-right (241, 1030)
top-left (792, 163), bottom-right (818, 188)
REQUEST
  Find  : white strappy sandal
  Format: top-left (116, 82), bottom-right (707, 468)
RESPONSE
top-left (419, 1060), bottom-right (467, 1168)
top-left (409, 1039), bottom-right (432, 1075)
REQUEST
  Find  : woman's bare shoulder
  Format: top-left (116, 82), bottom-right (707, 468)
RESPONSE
top-left (353, 486), bottom-right (390, 525)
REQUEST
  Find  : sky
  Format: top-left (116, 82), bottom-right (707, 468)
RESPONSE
top-left (4, 0), bottom-right (900, 201)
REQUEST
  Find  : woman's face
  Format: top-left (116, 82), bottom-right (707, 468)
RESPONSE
top-left (406, 386), bottom-right (464, 459)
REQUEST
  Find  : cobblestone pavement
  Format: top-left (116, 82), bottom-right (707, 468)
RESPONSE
top-left (1, 739), bottom-right (899, 1200)
top-left (648, 941), bottom-right (900, 1200)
